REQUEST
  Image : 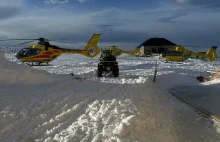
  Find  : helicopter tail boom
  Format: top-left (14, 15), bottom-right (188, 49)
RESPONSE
top-left (59, 34), bottom-right (101, 58)
top-left (113, 48), bottom-right (140, 57)
top-left (206, 46), bottom-right (218, 62)
top-left (120, 48), bottom-right (141, 56)
top-left (81, 34), bottom-right (101, 58)
top-left (129, 48), bottom-right (141, 56)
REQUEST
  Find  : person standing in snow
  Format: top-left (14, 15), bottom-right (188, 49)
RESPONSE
top-left (102, 50), bottom-right (116, 61)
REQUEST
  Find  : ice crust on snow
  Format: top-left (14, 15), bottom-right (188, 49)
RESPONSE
top-left (1, 53), bottom-right (220, 142)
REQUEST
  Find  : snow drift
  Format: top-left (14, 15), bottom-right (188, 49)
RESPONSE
top-left (0, 51), bottom-right (61, 84)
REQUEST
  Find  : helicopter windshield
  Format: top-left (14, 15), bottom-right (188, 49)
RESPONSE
top-left (15, 48), bottom-right (41, 58)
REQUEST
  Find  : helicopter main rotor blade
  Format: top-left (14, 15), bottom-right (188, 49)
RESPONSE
top-left (0, 37), bottom-right (79, 45)
top-left (181, 45), bottom-right (198, 48)
top-left (15, 40), bottom-right (37, 46)
top-left (0, 38), bottom-right (38, 41)
top-left (48, 40), bottom-right (76, 44)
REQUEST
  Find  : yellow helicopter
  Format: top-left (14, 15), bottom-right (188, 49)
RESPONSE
top-left (0, 34), bottom-right (101, 65)
top-left (103, 37), bottom-right (157, 57)
top-left (160, 45), bottom-right (217, 62)
top-left (103, 45), bottom-right (141, 57)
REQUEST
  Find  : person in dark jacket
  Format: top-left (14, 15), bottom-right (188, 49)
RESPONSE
top-left (196, 76), bottom-right (210, 82)
top-left (103, 52), bottom-right (116, 61)
top-left (100, 50), bottom-right (116, 61)
top-left (102, 51), bottom-right (116, 61)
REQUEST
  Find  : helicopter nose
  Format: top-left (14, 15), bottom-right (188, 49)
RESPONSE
top-left (14, 52), bottom-right (19, 58)
top-left (15, 51), bottom-right (22, 59)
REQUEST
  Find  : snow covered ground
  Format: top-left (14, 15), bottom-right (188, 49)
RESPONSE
top-left (1, 52), bottom-right (220, 142)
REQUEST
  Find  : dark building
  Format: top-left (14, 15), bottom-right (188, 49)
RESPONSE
top-left (139, 37), bottom-right (177, 56)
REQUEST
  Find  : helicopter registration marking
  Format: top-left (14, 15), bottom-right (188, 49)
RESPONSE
top-left (27, 55), bottom-right (51, 59)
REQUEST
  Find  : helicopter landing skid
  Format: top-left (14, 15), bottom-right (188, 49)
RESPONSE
top-left (163, 60), bottom-right (184, 64)
top-left (25, 62), bottom-right (52, 66)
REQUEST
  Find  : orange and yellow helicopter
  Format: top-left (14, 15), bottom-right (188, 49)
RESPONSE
top-left (0, 34), bottom-right (101, 65)
top-left (160, 45), bottom-right (217, 62)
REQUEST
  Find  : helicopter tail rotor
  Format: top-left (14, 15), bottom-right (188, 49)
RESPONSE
top-left (81, 34), bottom-right (101, 58)
top-left (206, 46), bottom-right (218, 62)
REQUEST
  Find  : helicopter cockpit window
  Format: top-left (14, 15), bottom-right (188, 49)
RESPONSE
top-left (18, 48), bottom-right (41, 57)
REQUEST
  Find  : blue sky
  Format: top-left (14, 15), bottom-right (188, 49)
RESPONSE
top-left (0, 0), bottom-right (220, 53)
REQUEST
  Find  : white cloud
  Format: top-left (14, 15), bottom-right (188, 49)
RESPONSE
top-left (176, 0), bottom-right (188, 3)
top-left (0, 0), bottom-right (24, 20)
top-left (78, 0), bottom-right (93, 3)
top-left (167, 0), bottom-right (220, 9)
top-left (44, 0), bottom-right (68, 4)
top-left (1, 0), bottom-right (24, 6)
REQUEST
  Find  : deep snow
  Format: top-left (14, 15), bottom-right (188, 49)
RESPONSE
top-left (1, 52), bottom-right (220, 142)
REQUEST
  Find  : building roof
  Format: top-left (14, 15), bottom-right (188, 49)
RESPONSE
top-left (141, 37), bottom-right (177, 47)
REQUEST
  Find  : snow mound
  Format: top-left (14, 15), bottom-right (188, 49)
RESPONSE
top-left (49, 99), bottom-right (138, 142)
top-left (0, 51), bottom-right (59, 84)
top-left (201, 79), bottom-right (220, 85)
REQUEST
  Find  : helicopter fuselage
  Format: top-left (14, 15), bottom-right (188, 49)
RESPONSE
top-left (15, 44), bottom-right (63, 63)
top-left (160, 45), bottom-right (217, 62)
top-left (160, 50), bottom-right (192, 62)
